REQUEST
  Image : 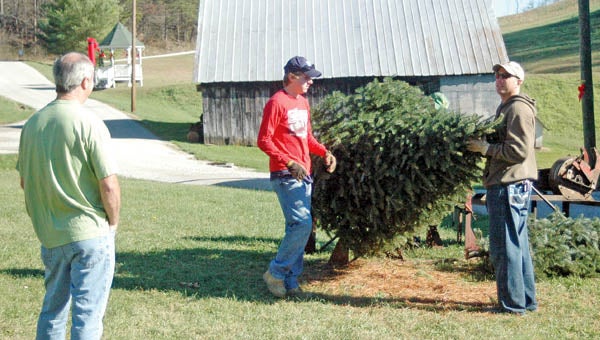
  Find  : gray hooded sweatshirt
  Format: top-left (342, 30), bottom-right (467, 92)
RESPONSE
top-left (483, 94), bottom-right (538, 188)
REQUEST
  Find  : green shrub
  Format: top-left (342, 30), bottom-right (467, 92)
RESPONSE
top-left (311, 78), bottom-right (497, 258)
top-left (530, 213), bottom-right (600, 278)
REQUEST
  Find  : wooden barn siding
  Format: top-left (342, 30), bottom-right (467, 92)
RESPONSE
top-left (199, 78), bottom-right (381, 146)
top-left (199, 76), bottom-right (497, 146)
top-left (200, 82), bottom-right (278, 145)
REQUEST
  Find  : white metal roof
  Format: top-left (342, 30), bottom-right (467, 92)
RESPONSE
top-left (193, 0), bottom-right (508, 83)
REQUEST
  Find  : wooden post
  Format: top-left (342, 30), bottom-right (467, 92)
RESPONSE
top-left (131, 0), bottom-right (137, 112)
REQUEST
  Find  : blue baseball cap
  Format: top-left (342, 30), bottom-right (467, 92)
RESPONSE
top-left (284, 56), bottom-right (322, 78)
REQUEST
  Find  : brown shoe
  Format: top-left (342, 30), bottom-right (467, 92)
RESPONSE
top-left (263, 270), bottom-right (286, 298)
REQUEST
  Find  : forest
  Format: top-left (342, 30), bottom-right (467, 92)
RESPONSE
top-left (0, 0), bottom-right (199, 57)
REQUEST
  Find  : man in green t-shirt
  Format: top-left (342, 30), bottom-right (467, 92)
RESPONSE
top-left (17, 52), bottom-right (121, 339)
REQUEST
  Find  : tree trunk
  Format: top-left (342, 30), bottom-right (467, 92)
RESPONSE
top-left (304, 218), bottom-right (317, 254)
top-left (329, 239), bottom-right (349, 267)
top-left (304, 230), bottom-right (316, 254)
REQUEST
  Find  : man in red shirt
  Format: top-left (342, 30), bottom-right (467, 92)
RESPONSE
top-left (257, 56), bottom-right (336, 298)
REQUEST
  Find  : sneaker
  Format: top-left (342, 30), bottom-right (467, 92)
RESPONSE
top-left (263, 270), bottom-right (286, 298)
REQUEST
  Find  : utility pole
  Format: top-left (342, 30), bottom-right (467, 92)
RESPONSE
top-left (131, 0), bottom-right (137, 113)
top-left (33, 0), bottom-right (37, 43)
top-left (579, 0), bottom-right (595, 165)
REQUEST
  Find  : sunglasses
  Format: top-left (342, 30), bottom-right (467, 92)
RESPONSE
top-left (495, 72), bottom-right (514, 79)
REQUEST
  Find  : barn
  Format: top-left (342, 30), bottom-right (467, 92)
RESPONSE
top-left (193, 0), bottom-right (509, 146)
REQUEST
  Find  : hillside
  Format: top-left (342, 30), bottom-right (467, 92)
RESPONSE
top-left (499, 0), bottom-right (600, 34)
top-left (495, 0), bottom-right (600, 168)
top-left (500, 0), bottom-right (600, 74)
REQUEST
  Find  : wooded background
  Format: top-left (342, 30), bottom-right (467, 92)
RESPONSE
top-left (0, 0), bottom-right (199, 57)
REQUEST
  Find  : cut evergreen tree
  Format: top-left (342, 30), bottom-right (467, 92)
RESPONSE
top-left (311, 78), bottom-right (497, 264)
top-left (530, 213), bottom-right (600, 278)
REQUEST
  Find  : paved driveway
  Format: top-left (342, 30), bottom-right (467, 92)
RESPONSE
top-left (0, 61), bottom-right (270, 190)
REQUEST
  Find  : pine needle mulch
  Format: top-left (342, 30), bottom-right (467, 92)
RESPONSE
top-left (302, 257), bottom-right (498, 313)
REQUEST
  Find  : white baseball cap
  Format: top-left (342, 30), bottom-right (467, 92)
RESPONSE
top-left (493, 61), bottom-right (525, 81)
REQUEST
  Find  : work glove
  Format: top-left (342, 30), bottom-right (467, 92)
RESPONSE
top-left (466, 139), bottom-right (490, 155)
top-left (324, 151), bottom-right (337, 173)
top-left (287, 160), bottom-right (307, 181)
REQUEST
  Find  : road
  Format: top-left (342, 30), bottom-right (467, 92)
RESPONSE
top-left (0, 61), bottom-right (270, 190)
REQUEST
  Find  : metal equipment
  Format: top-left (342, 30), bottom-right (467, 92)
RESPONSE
top-left (544, 148), bottom-right (600, 200)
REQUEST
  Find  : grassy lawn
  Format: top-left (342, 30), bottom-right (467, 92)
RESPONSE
top-left (0, 96), bottom-right (35, 124)
top-left (2, 3), bottom-right (600, 338)
top-left (1, 156), bottom-right (598, 339)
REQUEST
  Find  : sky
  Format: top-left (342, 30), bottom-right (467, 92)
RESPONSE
top-left (493, 0), bottom-right (519, 17)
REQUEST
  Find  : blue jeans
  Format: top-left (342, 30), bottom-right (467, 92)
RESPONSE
top-left (37, 230), bottom-right (116, 340)
top-left (486, 181), bottom-right (537, 314)
top-left (269, 176), bottom-right (313, 290)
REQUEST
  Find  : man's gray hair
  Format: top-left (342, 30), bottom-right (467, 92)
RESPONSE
top-left (53, 52), bottom-right (94, 93)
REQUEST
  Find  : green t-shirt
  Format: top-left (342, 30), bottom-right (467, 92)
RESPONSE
top-left (16, 100), bottom-right (118, 248)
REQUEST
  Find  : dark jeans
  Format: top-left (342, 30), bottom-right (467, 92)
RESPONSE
top-left (486, 181), bottom-right (538, 314)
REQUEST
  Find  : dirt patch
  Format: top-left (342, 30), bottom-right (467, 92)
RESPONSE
top-left (303, 257), bottom-right (498, 312)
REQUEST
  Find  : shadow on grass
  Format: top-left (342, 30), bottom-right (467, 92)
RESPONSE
top-left (103, 118), bottom-right (193, 142)
top-left (111, 243), bottom-right (277, 300)
top-left (1, 247), bottom-right (496, 313)
top-left (1, 268), bottom-right (44, 278)
top-left (293, 292), bottom-right (496, 313)
top-left (168, 177), bottom-right (271, 191)
top-left (0, 235), bottom-right (495, 313)
top-left (139, 120), bottom-right (193, 142)
top-left (212, 178), bottom-right (271, 191)
top-left (433, 258), bottom-right (494, 282)
top-left (104, 119), bottom-right (160, 140)
top-left (105, 234), bottom-right (497, 313)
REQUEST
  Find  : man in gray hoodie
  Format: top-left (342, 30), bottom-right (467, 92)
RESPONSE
top-left (467, 61), bottom-right (538, 315)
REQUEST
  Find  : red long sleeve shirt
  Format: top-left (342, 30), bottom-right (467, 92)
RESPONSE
top-left (257, 89), bottom-right (327, 173)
